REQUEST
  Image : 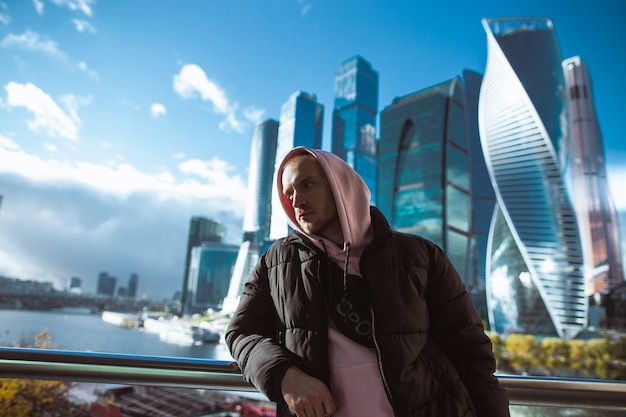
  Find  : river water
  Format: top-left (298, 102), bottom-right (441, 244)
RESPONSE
top-left (1, 309), bottom-right (623, 416)
top-left (0, 308), bottom-right (233, 360)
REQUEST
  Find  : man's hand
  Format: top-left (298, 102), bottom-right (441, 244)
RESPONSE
top-left (281, 366), bottom-right (336, 417)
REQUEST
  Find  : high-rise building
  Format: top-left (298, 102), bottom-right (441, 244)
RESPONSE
top-left (96, 272), bottom-right (116, 297)
top-left (270, 91), bottom-right (324, 239)
top-left (242, 119), bottom-right (280, 243)
top-left (378, 77), bottom-right (471, 282)
top-left (563, 56), bottom-right (625, 297)
top-left (479, 17), bottom-right (586, 338)
top-left (127, 273), bottom-right (139, 298)
top-left (66, 276), bottom-right (82, 295)
top-left (223, 119), bottom-right (279, 312)
top-left (186, 242), bottom-right (238, 313)
top-left (181, 217), bottom-right (225, 314)
top-left (332, 56), bottom-right (379, 203)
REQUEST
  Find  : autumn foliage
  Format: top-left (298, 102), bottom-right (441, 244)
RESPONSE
top-left (0, 331), bottom-right (90, 417)
top-left (488, 332), bottom-right (626, 379)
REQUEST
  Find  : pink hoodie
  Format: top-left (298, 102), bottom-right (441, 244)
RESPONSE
top-left (276, 147), bottom-right (394, 417)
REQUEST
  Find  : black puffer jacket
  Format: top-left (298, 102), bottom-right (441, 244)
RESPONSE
top-left (226, 207), bottom-right (510, 417)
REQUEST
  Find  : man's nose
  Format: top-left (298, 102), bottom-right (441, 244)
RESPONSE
top-left (292, 191), bottom-right (306, 208)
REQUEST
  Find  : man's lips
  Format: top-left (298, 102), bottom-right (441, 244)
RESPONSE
top-left (297, 211), bottom-right (313, 221)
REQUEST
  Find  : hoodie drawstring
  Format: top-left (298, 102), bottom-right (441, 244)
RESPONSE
top-left (342, 242), bottom-right (351, 292)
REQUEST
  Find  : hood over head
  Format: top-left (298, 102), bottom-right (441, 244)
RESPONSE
top-left (276, 147), bottom-right (373, 257)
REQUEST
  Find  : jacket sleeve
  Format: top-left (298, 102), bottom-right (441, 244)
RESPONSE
top-left (426, 243), bottom-right (510, 417)
top-left (225, 252), bottom-right (302, 403)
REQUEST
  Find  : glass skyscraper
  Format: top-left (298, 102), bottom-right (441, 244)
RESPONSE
top-left (223, 119), bottom-right (278, 313)
top-left (180, 217), bottom-right (225, 315)
top-left (270, 91), bottom-right (324, 239)
top-left (187, 242), bottom-right (238, 313)
top-left (378, 77), bottom-right (471, 282)
top-left (127, 273), bottom-right (138, 298)
top-left (563, 56), bottom-right (625, 297)
top-left (479, 17), bottom-right (586, 338)
top-left (331, 56), bottom-right (379, 203)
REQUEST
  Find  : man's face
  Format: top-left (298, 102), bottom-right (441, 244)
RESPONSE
top-left (281, 155), bottom-right (343, 244)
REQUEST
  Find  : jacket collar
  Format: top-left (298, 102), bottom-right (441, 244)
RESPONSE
top-left (370, 206), bottom-right (393, 243)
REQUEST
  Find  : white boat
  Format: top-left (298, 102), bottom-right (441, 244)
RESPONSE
top-left (145, 316), bottom-right (221, 345)
top-left (159, 326), bottom-right (204, 346)
top-left (101, 311), bottom-right (142, 328)
top-left (142, 316), bottom-right (172, 334)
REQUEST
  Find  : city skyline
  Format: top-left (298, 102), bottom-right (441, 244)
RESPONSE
top-left (0, 1), bottom-right (624, 298)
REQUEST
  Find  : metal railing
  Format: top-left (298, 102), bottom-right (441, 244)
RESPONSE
top-left (1, 347), bottom-right (625, 412)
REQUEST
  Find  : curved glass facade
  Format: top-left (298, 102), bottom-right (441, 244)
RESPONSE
top-left (379, 78), bottom-right (471, 280)
top-left (479, 18), bottom-right (586, 338)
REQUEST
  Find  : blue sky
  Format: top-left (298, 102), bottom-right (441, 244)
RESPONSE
top-left (0, 0), bottom-right (624, 299)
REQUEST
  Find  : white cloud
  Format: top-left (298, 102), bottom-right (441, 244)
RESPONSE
top-left (150, 103), bottom-right (167, 119)
top-left (50, 0), bottom-right (94, 17)
top-left (0, 143), bottom-right (247, 297)
top-left (0, 12), bottom-right (10, 25)
top-left (43, 142), bottom-right (58, 152)
top-left (173, 64), bottom-right (245, 133)
top-left (219, 112), bottom-right (244, 133)
top-left (72, 18), bottom-right (96, 33)
top-left (243, 106), bottom-right (265, 123)
top-left (33, 0), bottom-right (44, 15)
top-left (0, 141), bottom-right (247, 211)
top-left (173, 64), bottom-right (229, 112)
top-left (77, 61), bottom-right (99, 81)
top-left (0, 133), bottom-right (20, 151)
top-left (0, 30), bottom-right (66, 61)
top-left (4, 82), bottom-right (82, 141)
top-left (1, 31), bottom-right (98, 81)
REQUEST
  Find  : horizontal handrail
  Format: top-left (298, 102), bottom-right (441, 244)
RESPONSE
top-left (1, 347), bottom-right (625, 411)
top-left (0, 347), bottom-right (253, 391)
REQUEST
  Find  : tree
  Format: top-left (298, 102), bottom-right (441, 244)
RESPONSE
top-left (586, 337), bottom-right (613, 379)
top-left (610, 335), bottom-right (626, 380)
top-left (504, 334), bottom-right (538, 374)
top-left (0, 378), bottom-right (71, 417)
top-left (538, 337), bottom-right (570, 376)
top-left (569, 340), bottom-right (587, 377)
top-left (0, 331), bottom-right (90, 417)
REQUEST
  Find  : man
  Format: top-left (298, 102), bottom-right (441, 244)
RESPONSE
top-left (226, 147), bottom-right (510, 417)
